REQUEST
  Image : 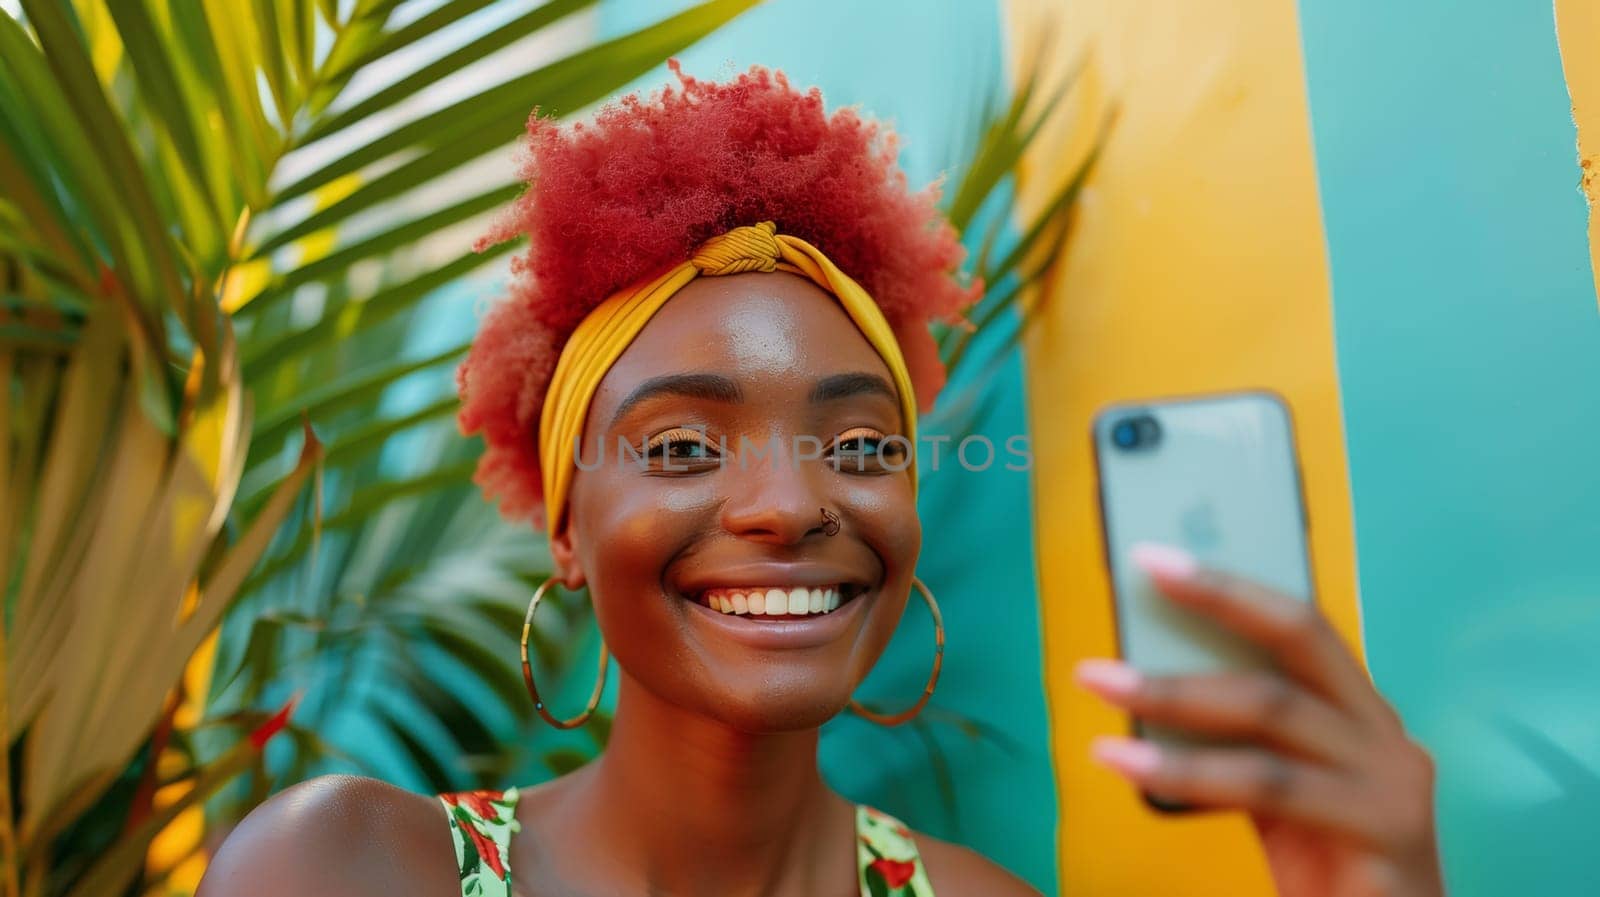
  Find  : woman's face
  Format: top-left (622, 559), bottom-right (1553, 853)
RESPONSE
top-left (551, 271), bottom-right (922, 732)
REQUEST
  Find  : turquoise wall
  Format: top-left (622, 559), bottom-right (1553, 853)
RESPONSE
top-left (1296, 2), bottom-right (1600, 893)
top-left (600, 2), bottom-right (1059, 892)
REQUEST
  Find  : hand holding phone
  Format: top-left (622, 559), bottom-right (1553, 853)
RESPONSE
top-left (1078, 390), bottom-right (1445, 896)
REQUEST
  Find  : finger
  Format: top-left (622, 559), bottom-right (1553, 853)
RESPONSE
top-left (1128, 543), bottom-right (1389, 727)
top-left (1091, 735), bottom-right (1383, 844)
top-left (1075, 659), bottom-right (1361, 766)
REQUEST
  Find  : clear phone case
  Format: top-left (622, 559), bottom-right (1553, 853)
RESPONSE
top-left (1092, 390), bottom-right (1315, 756)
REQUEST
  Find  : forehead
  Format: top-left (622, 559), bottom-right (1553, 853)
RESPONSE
top-left (595, 271), bottom-right (893, 402)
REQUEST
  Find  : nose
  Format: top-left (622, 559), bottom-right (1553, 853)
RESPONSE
top-left (719, 436), bottom-right (830, 544)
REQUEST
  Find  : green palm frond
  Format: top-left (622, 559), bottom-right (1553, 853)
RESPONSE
top-left (938, 52), bottom-right (1110, 382)
top-left (929, 47), bottom-right (1113, 443)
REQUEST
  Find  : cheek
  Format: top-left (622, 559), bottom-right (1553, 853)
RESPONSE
top-left (836, 473), bottom-right (921, 574)
top-left (833, 474), bottom-right (920, 683)
top-left (570, 469), bottom-right (717, 569)
top-left (568, 471), bottom-right (716, 647)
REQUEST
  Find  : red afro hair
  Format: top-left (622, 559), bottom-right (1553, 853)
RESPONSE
top-left (457, 59), bottom-right (981, 526)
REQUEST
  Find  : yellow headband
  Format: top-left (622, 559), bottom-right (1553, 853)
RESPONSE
top-left (538, 221), bottom-right (919, 539)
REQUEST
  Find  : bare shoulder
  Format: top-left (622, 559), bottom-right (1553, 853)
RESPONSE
top-left (913, 830), bottom-right (1042, 897)
top-left (197, 774), bottom-right (457, 897)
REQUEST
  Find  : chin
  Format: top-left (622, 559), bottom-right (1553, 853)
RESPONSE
top-left (695, 680), bottom-right (853, 733)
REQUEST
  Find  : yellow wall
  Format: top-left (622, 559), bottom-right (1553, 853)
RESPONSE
top-left (1556, 0), bottom-right (1599, 307)
top-left (1001, 1), bottom-right (1362, 892)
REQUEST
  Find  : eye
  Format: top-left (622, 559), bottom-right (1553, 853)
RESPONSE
top-left (644, 427), bottom-right (719, 466)
top-left (829, 426), bottom-right (906, 472)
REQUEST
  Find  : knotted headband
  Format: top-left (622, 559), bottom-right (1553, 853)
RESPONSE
top-left (539, 221), bottom-right (920, 539)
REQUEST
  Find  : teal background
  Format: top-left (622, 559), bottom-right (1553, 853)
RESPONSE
top-left (1295, 2), bottom-right (1600, 893)
top-left (600, 1), bottom-right (1059, 892)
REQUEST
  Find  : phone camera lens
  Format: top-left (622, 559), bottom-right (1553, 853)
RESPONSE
top-left (1112, 414), bottom-right (1161, 451)
top-left (1112, 420), bottom-right (1140, 449)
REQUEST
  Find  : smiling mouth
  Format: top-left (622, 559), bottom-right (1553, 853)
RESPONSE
top-left (692, 583), bottom-right (867, 619)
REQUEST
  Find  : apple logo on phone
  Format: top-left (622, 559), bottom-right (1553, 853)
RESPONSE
top-left (1180, 501), bottom-right (1221, 554)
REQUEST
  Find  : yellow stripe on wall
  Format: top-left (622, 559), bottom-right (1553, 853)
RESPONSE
top-left (1001, 1), bottom-right (1362, 892)
top-left (1555, 0), bottom-right (1600, 307)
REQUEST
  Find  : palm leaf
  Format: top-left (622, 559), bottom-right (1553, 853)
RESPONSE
top-left (19, 0), bottom-right (189, 331)
top-left (297, 0), bottom-right (597, 146)
top-left (935, 51), bottom-right (1113, 386)
top-left (61, 698), bottom-right (299, 897)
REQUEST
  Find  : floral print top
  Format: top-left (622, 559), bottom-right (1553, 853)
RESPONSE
top-left (439, 788), bottom-right (935, 896)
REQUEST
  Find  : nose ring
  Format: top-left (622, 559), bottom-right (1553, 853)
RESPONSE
top-left (820, 507), bottom-right (841, 536)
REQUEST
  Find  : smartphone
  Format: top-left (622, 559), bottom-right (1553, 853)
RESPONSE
top-left (1091, 390), bottom-right (1315, 812)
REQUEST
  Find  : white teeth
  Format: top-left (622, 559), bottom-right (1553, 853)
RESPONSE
top-left (699, 584), bottom-right (855, 617)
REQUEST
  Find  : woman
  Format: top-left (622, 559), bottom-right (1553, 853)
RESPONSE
top-left (199, 62), bottom-right (1444, 896)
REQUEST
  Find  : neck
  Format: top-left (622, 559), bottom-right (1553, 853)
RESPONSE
top-left (562, 672), bottom-right (855, 896)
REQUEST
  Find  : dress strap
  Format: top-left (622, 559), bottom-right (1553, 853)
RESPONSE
top-left (439, 787), bottom-right (521, 897)
top-left (856, 804), bottom-right (935, 896)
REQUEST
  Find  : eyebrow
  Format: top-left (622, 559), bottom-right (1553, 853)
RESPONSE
top-left (811, 372), bottom-right (897, 404)
top-left (612, 372), bottom-right (744, 424)
top-left (609, 370), bottom-right (898, 426)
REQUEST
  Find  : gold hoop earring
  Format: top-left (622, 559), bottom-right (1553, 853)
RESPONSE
top-left (848, 576), bottom-right (944, 726)
top-left (520, 577), bottom-right (609, 729)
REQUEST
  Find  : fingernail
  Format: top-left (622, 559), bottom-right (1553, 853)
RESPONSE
top-left (1075, 659), bottom-right (1141, 698)
top-left (1129, 542), bottom-right (1197, 580)
top-left (1091, 736), bottom-right (1161, 777)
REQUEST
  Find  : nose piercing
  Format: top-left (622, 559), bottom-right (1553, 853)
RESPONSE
top-left (820, 507), bottom-right (841, 536)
